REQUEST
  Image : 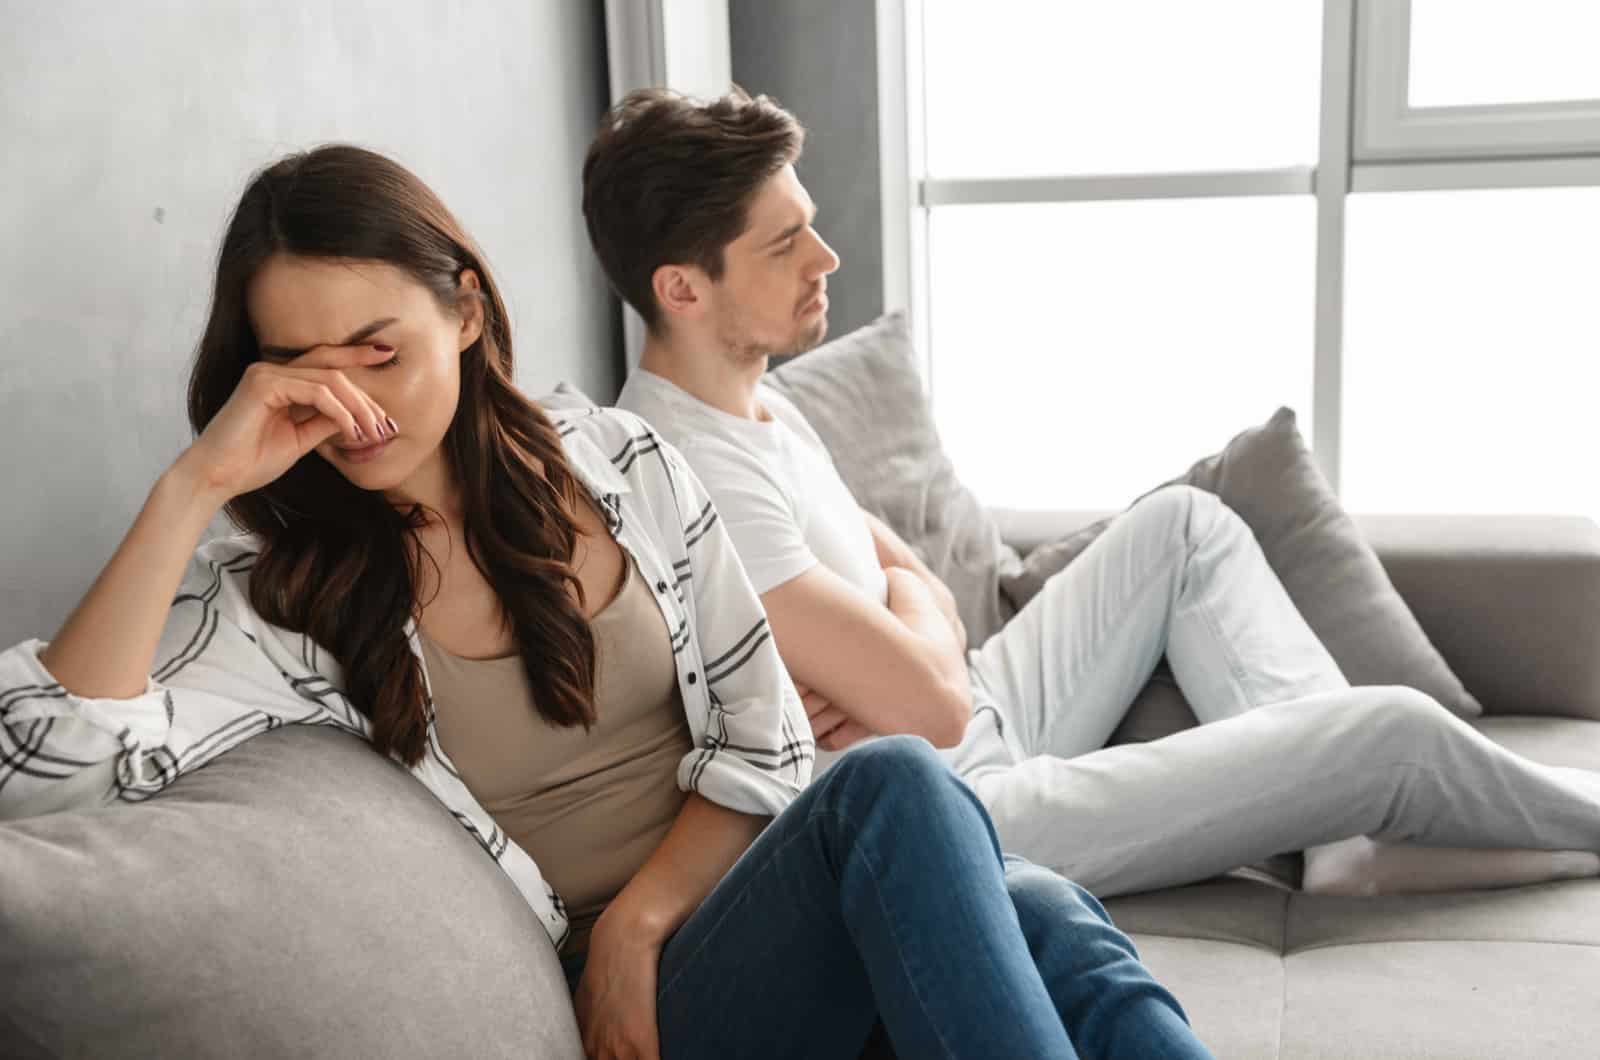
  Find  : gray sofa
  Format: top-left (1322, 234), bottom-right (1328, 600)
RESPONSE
top-left (998, 508), bottom-right (1600, 1060)
top-left (5, 509), bottom-right (1596, 1059)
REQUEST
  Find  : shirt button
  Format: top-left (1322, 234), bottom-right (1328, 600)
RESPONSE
top-left (687, 673), bottom-right (698, 685)
top-left (656, 580), bottom-right (668, 593)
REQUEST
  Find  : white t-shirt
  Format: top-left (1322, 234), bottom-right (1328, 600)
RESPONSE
top-left (618, 369), bottom-right (887, 607)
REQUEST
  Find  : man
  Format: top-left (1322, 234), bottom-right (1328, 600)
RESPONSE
top-left (589, 87), bottom-right (1600, 900)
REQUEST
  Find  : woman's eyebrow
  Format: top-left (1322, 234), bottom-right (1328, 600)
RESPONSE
top-left (258, 317), bottom-right (399, 360)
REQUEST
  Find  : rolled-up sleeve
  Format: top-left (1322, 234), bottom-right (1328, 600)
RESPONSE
top-left (0, 540), bottom-right (349, 820)
top-left (659, 441), bottom-right (815, 814)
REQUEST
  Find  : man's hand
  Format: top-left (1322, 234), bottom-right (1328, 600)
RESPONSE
top-left (862, 510), bottom-right (967, 651)
top-left (927, 579), bottom-right (969, 654)
top-left (573, 910), bottom-right (664, 1060)
top-left (796, 682), bottom-right (875, 751)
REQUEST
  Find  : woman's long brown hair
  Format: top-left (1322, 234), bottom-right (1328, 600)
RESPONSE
top-left (188, 145), bottom-right (596, 767)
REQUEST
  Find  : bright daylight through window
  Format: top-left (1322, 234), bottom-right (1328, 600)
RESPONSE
top-left (910, 0), bottom-right (1600, 520)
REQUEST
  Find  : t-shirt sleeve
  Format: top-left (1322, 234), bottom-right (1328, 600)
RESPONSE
top-left (678, 439), bottom-right (817, 595)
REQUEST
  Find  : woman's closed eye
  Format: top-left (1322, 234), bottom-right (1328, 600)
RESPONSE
top-left (369, 351), bottom-right (401, 370)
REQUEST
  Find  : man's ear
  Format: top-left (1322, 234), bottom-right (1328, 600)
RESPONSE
top-left (651, 263), bottom-right (705, 322)
top-left (456, 268), bottom-right (485, 351)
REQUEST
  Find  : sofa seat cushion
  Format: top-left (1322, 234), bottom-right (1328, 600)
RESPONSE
top-left (1104, 714), bottom-right (1600, 1059)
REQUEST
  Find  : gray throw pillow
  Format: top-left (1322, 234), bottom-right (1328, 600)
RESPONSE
top-left (1004, 407), bottom-right (1484, 719)
top-left (0, 725), bottom-right (582, 1060)
top-left (765, 311), bottom-right (1023, 646)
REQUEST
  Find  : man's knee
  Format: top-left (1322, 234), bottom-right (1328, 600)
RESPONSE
top-left (1130, 484), bottom-right (1228, 544)
top-left (1342, 685), bottom-right (1456, 753)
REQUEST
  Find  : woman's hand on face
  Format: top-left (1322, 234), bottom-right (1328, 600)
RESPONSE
top-left (573, 915), bottom-right (664, 1060)
top-left (174, 343), bottom-right (398, 504)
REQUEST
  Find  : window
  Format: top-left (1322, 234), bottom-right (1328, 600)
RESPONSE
top-left (887, 0), bottom-right (1600, 518)
top-left (922, 3), bottom-right (1321, 178)
top-left (1408, 0), bottom-right (1600, 108)
top-left (929, 197), bottom-right (1315, 509)
top-left (1342, 186), bottom-right (1600, 516)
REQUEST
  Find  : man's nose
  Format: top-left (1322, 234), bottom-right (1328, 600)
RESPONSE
top-left (811, 233), bottom-right (841, 276)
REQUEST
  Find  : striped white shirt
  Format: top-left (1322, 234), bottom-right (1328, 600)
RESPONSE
top-left (0, 406), bottom-right (814, 948)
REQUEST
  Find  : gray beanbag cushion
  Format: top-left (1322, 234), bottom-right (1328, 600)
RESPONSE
top-left (0, 724), bottom-right (582, 1059)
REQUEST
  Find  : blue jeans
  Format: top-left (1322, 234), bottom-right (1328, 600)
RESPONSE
top-left (561, 736), bottom-right (1212, 1059)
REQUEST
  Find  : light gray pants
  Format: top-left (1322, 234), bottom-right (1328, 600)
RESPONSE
top-left (945, 484), bottom-right (1600, 898)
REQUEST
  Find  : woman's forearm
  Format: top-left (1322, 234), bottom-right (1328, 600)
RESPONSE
top-left (598, 792), bottom-right (770, 945)
top-left (38, 460), bottom-right (228, 699)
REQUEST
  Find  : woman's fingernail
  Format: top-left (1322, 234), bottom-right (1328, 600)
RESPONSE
top-left (353, 424), bottom-right (365, 442)
top-left (386, 416), bottom-right (398, 435)
top-left (373, 343), bottom-right (394, 353)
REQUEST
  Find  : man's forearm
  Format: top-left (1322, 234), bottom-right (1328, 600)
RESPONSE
top-left (884, 569), bottom-right (972, 704)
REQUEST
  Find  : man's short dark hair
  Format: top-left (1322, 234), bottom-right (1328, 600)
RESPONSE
top-left (582, 87), bottom-right (805, 331)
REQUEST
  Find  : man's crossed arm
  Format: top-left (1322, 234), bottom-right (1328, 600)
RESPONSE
top-left (761, 508), bottom-right (973, 752)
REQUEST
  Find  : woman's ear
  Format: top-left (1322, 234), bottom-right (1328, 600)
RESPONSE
top-left (456, 268), bottom-right (485, 351)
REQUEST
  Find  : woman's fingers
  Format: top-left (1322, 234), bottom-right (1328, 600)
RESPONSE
top-left (276, 364), bottom-right (390, 444)
top-left (259, 375), bottom-right (364, 452)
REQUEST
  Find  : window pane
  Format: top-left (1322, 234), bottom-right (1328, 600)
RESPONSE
top-left (1343, 187), bottom-right (1600, 520)
top-left (922, 1), bottom-right (1321, 178)
top-left (928, 199), bottom-right (1315, 511)
top-left (1409, 0), bottom-right (1600, 108)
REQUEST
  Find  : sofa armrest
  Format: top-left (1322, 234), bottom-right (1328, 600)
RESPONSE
top-left (991, 509), bottom-right (1116, 558)
top-left (990, 508), bottom-right (1600, 721)
top-left (1354, 514), bottom-right (1600, 720)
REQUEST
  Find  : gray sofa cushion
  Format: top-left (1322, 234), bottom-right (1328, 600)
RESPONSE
top-left (1105, 714), bottom-right (1600, 1059)
top-left (764, 311), bottom-right (1023, 647)
top-left (1004, 407), bottom-right (1484, 719)
top-left (0, 724), bottom-right (583, 1060)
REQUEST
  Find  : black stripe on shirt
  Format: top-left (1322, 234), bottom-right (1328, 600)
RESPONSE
top-left (683, 509), bottom-right (721, 551)
top-left (705, 629), bottom-right (772, 689)
top-left (0, 720), bottom-right (79, 797)
top-left (0, 682), bottom-right (67, 714)
top-left (682, 501), bottom-right (715, 540)
top-left (702, 618), bottom-right (769, 678)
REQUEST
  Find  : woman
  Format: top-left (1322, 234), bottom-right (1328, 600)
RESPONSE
top-left (0, 145), bottom-right (1213, 1059)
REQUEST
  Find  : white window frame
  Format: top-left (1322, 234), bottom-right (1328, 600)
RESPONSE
top-left (1354, 0), bottom-right (1600, 163)
top-left (881, 0), bottom-right (1600, 497)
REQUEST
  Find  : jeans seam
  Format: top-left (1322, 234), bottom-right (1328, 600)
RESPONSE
top-left (1032, 547), bottom-right (1187, 755)
top-left (1183, 503), bottom-right (1258, 712)
top-left (824, 804), bottom-right (963, 1060)
top-left (1192, 588), bottom-right (1257, 713)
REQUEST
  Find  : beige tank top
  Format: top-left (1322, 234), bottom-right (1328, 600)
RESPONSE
top-left (419, 555), bottom-right (692, 956)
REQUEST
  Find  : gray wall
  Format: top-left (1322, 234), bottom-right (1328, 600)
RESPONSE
top-left (0, 1), bottom-right (621, 649)
top-left (730, 0), bottom-right (884, 342)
